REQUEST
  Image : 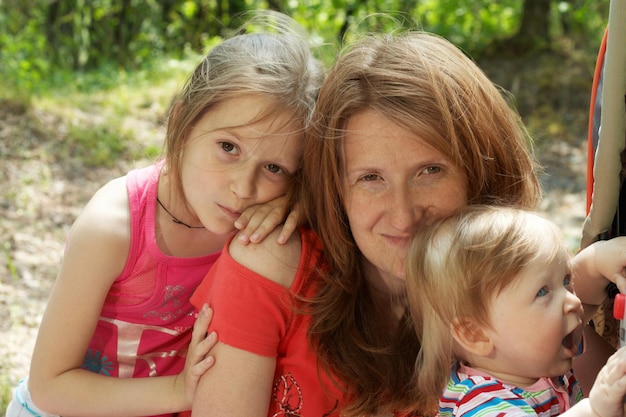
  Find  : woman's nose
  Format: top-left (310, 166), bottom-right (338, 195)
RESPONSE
top-left (389, 188), bottom-right (423, 232)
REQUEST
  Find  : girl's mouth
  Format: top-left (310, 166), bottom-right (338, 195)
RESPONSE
top-left (218, 204), bottom-right (241, 219)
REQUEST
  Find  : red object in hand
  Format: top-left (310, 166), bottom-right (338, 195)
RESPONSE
top-left (614, 293), bottom-right (625, 320)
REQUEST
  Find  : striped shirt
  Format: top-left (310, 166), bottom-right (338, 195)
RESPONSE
top-left (439, 363), bottom-right (584, 416)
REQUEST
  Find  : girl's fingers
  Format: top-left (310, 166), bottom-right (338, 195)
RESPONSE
top-left (192, 304), bottom-right (213, 345)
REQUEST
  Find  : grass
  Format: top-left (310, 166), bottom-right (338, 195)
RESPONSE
top-left (37, 58), bottom-right (200, 164)
top-left (0, 374), bottom-right (11, 414)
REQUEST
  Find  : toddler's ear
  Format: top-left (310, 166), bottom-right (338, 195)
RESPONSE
top-left (450, 318), bottom-right (494, 357)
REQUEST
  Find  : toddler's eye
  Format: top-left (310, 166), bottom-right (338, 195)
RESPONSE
top-left (563, 274), bottom-right (574, 292)
top-left (536, 287), bottom-right (549, 297)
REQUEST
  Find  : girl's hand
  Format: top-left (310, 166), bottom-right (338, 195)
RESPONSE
top-left (588, 346), bottom-right (626, 417)
top-left (234, 195), bottom-right (301, 245)
top-left (593, 237), bottom-right (626, 294)
top-left (177, 304), bottom-right (217, 407)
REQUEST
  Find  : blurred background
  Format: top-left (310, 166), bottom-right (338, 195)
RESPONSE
top-left (0, 0), bottom-right (610, 412)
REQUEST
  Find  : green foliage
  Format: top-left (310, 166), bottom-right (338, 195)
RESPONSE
top-left (0, 3), bottom-right (50, 98)
top-left (285, 0), bottom-right (608, 53)
top-left (553, 0), bottom-right (609, 44)
top-left (0, 0), bottom-right (610, 100)
top-left (413, 0), bottom-right (523, 50)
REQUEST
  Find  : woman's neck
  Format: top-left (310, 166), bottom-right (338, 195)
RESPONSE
top-left (363, 262), bottom-right (407, 322)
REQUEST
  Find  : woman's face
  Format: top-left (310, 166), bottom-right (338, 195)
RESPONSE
top-left (342, 109), bottom-right (468, 294)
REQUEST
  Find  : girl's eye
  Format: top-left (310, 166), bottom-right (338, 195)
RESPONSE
top-left (220, 142), bottom-right (238, 154)
top-left (536, 287), bottom-right (549, 297)
top-left (266, 164), bottom-right (285, 174)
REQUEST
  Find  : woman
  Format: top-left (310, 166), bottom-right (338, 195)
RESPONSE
top-left (191, 31), bottom-right (541, 416)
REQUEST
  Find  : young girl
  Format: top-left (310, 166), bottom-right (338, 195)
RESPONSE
top-left (406, 205), bottom-right (626, 416)
top-left (7, 12), bottom-right (323, 417)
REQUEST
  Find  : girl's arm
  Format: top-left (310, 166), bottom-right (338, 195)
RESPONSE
top-left (571, 238), bottom-right (626, 395)
top-left (28, 177), bottom-right (215, 416)
top-left (572, 237), bottom-right (626, 322)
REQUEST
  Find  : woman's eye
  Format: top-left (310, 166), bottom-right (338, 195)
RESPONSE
top-left (220, 142), bottom-right (238, 154)
top-left (360, 174), bottom-right (381, 182)
top-left (423, 166), bottom-right (442, 175)
top-left (536, 287), bottom-right (549, 297)
top-left (266, 164), bottom-right (285, 174)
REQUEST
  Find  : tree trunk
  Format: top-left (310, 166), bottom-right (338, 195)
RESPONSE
top-left (517, 0), bottom-right (551, 46)
top-left (113, 0), bottom-right (132, 67)
top-left (488, 0), bottom-right (552, 56)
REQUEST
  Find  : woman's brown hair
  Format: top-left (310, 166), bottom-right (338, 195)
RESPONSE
top-left (301, 32), bottom-right (541, 416)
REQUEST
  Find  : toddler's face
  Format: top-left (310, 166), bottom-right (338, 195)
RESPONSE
top-left (482, 240), bottom-right (583, 387)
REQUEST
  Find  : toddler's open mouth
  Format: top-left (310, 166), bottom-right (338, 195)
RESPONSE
top-left (562, 324), bottom-right (584, 356)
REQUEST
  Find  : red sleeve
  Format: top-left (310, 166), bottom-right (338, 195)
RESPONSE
top-left (190, 239), bottom-right (291, 357)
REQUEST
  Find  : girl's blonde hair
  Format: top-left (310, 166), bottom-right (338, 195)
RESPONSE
top-left (163, 11), bottom-right (324, 205)
top-left (302, 31), bottom-right (541, 416)
top-left (406, 205), bottom-right (570, 411)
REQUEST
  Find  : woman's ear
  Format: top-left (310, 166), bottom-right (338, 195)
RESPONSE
top-left (450, 318), bottom-right (494, 357)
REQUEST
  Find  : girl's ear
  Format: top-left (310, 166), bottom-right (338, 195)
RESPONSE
top-left (450, 318), bottom-right (494, 357)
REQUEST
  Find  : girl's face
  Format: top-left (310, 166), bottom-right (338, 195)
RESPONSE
top-left (480, 240), bottom-right (584, 386)
top-left (180, 94), bottom-right (302, 237)
top-left (341, 109), bottom-right (468, 295)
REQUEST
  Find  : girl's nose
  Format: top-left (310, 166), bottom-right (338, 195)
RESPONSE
top-left (230, 167), bottom-right (256, 199)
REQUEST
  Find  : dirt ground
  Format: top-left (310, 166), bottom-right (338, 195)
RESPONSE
top-left (0, 105), bottom-right (149, 389)
top-left (0, 50), bottom-right (593, 396)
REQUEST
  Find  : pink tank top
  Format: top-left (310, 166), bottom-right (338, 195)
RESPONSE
top-left (83, 163), bottom-right (220, 385)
